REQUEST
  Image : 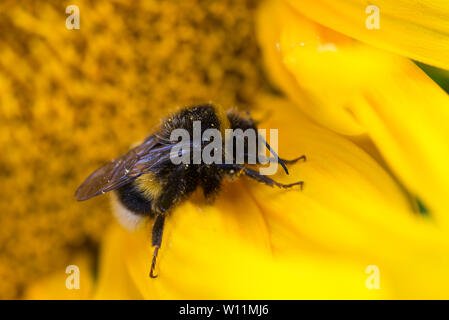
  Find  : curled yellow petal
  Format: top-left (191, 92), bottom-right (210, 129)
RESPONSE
top-left (284, 0), bottom-right (449, 70)
top-left (256, 2), bottom-right (365, 136)
top-left (257, 0), bottom-right (449, 226)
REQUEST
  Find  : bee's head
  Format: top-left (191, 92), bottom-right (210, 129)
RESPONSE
top-left (225, 109), bottom-right (289, 174)
top-left (226, 109), bottom-right (257, 132)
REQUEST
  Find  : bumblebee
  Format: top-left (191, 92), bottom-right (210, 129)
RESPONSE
top-left (75, 104), bottom-right (305, 278)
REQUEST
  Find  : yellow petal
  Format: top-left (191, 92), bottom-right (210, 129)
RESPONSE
top-left (257, 0), bottom-right (449, 226)
top-left (284, 0), bottom-right (449, 70)
top-left (251, 96), bottom-right (449, 298)
top-left (93, 222), bottom-right (143, 299)
top-left (120, 201), bottom-right (386, 299)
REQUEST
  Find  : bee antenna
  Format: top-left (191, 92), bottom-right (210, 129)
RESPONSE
top-left (259, 134), bottom-right (289, 175)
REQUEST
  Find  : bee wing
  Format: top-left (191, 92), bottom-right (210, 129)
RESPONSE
top-left (75, 135), bottom-right (173, 201)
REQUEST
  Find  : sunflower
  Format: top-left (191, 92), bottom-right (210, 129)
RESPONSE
top-left (23, 0), bottom-right (449, 299)
top-left (0, 0), bottom-right (262, 299)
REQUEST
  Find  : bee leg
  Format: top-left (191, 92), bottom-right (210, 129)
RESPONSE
top-left (150, 213), bottom-right (166, 278)
top-left (240, 166), bottom-right (304, 190)
top-left (219, 164), bottom-right (304, 190)
top-left (255, 154), bottom-right (307, 165)
top-left (279, 154), bottom-right (306, 165)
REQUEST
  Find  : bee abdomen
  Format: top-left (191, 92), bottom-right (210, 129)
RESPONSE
top-left (115, 183), bottom-right (154, 216)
